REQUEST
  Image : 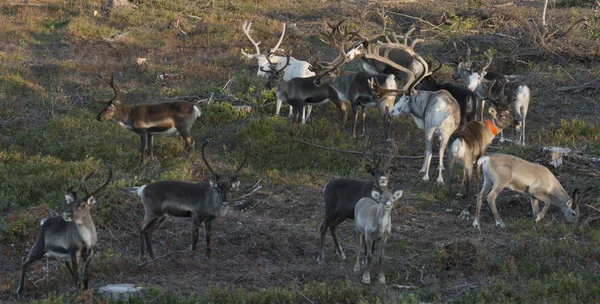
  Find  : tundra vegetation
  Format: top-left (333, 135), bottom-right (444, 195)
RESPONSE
top-left (1, 0), bottom-right (600, 303)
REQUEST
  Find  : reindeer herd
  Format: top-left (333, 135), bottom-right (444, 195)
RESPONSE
top-left (16, 5), bottom-right (592, 297)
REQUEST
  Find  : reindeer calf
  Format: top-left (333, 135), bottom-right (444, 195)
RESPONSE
top-left (354, 188), bottom-right (403, 284)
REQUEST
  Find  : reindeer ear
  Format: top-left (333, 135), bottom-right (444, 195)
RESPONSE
top-left (210, 180), bottom-right (218, 189)
top-left (488, 107), bottom-right (497, 117)
top-left (280, 71), bottom-right (285, 77)
top-left (387, 166), bottom-right (398, 174)
top-left (65, 195), bottom-right (74, 205)
top-left (87, 196), bottom-right (97, 205)
top-left (365, 164), bottom-right (375, 174)
top-left (232, 180), bottom-right (240, 190)
top-left (371, 190), bottom-right (381, 200)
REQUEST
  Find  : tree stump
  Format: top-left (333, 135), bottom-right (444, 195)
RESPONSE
top-left (97, 284), bottom-right (143, 301)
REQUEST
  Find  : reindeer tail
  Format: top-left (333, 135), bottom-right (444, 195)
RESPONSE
top-left (125, 185), bottom-right (146, 197)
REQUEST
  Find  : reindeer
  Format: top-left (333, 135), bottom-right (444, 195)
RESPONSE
top-left (451, 42), bottom-right (506, 121)
top-left (341, 7), bottom-right (426, 87)
top-left (17, 165), bottom-right (112, 296)
top-left (94, 74), bottom-right (202, 163)
top-left (447, 81), bottom-right (518, 203)
top-left (260, 53), bottom-right (348, 128)
top-left (311, 20), bottom-right (397, 139)
top-left (318, 138), bottom-right (397, 264)
top-left (129, 140), bottom-right (247, 259)
top-left (369, 42), bottom-right (461, 186)
top-left (474, 154), bottom-right (586, 230)
top-left (459, 51), bottom-right (530, 145)
top-left (354, 186), bottom-right (403, 284)
top-left (416, 57), bottom-right (477, 125)
top-left (241, 21), bottom-right (315, 119)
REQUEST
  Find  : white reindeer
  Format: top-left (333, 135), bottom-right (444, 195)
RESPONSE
top-left (354, 188), bottom-right (403, 284)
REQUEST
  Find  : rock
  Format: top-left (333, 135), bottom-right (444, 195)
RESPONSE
top-left (97, 284), bottom-right (143, 301)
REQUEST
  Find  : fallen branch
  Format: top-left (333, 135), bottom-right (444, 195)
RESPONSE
top-left (556, 79), bottom-right (600, 93)
top-left (387, 11), bottom-right (443, 31)
top-left (586, 204), bottom-right (600, 213)
top-left (136, 250), bottom-right (189, 268)
top-left (294, 139), bottom-right (433, 159)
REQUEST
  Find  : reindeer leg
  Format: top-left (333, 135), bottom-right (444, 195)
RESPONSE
top-left (275, 98), bottom-right (282, 116)
top-left (436, 131), bottom-right (450, 186)
top-left (205, 220), bottom-right (213, 258)
top-left (140, 217), bottom-right (159, 260)
top-left (317, 219), bottom-right (330, 264)
top-left (362, 236), bottom-right (372, 284)
top-left (147, 133), bottom-right (154, 159)
top-left (17, 244), bottom-right (46, 296)
top-left (530, 197), bottom-right (541, 220)
top-left (191, 215), bottom-right (204, 253)
top-left (81, 249), bottom-right (94, 290)
top-left (139, 132), bottom-right (148, 163)
top-left (180, 129), bottom-right (194, 156)
top-left (329, 216), bottom-right (348, 260)
top-left (70, 252), bottom-right (81, 289)
top-left (354, 233), bottom-right (363, 273)
top-left (300, 105), bottom-right (306, 124)
top-left (377, 235), bottom-right (388, 284)
top-left (420, 127), bottom-right (435, 181)
top-left (474, 180), bottom-right (493, 230)
top-left (351, 103), bottom-right (359, 138)
top-left (65, 261), bottom-right (76, 282)
top-left (306, 105), bottom-right (313, 122)
top-left (361, 106), bottom-right (367, 137)
top-left (487, 185), bottom-right (508, 228)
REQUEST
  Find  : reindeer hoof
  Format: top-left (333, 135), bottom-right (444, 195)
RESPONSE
top-left (472, 220), bottom-right (481, 230)
top-left (422, 175), bottom-right (430, 181)
top-left (361, 275), bottom-right (371, 284)
top-left (317, 256), bottom-right (324, 264)
top-left (354, 264), bottom-right (361, 273)
top-left (496, 221), bottom-right (506, 228)
top-left (378, 275), bottom-right (386, 284)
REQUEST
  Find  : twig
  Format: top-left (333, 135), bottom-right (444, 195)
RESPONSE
top-left (586, 204), bottom-right (600, 213)
top-left (294, 139), bottom-right (432, 159)
top-left (222, 75), bottom-right (234, 92)
top-left (240, 185), bottom-right (262, 199)
top-left (136, 250), bottom-right (189, 268)
top-left (387, 11), bottom-right (443, 31)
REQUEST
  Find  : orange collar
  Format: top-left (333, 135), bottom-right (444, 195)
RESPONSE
top-left (485, 120), bottom-right (499, 136)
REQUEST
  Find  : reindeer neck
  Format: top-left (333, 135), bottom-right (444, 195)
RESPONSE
top-left (485, 120), bottom-right (499, 136)
top-left (112, 103), bottom-right (134, 124)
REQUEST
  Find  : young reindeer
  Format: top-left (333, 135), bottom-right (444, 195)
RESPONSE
top-left (318, 138), bottom-right (397, 264)
top-left (311, 20), bottom-right (398, 139)
top-left (474, 154), bottom-right (585, 230)
top-left (94, 74), bottom-right (202, 163)
top-left (261, 53), bottom-right (348, 128)
top-left (241, 21), bottom-right (315, 118)
top-left (17, 165), bottom-right (112, 296)
top-left (447, 81), bottom-right (518, 203)
top-left (369, 43), bottom-right (461, 186)
top-left (354, 186), bottom-right (403, 284)
top-left (130, 140), bottom-right (247, 259)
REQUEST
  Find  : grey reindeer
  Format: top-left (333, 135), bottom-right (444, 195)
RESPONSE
top-left (17, 165), bottom-right (112, 297)
top-left (130, 140), bottom-right (248, 259)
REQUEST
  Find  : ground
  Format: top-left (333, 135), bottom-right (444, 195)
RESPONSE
top-left (0, 0), bottom-right (600, 303)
